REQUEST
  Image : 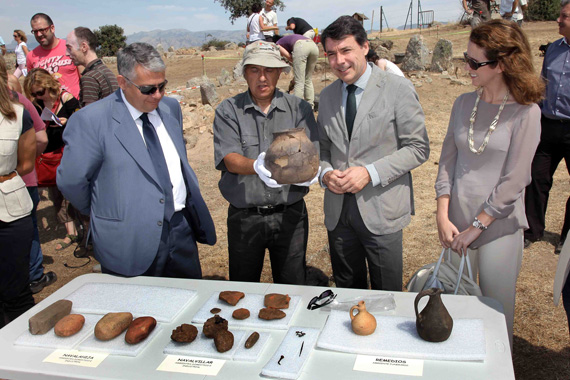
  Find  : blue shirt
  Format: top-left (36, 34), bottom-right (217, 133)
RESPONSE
top-left (541, 37), bottom-right (570, 121)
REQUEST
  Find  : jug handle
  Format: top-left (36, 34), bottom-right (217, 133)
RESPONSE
top-left (414, 289), bottom-right (432, 319)
top-left (349, 305), bottom-right (359, 321)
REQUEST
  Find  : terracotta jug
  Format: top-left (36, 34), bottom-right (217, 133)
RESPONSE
top-left (414, 288), bottom-right (453, 342)
top-left (264, 128), bottom-right (319, 184)
top-left (349, 301), bottom-right (377, 336)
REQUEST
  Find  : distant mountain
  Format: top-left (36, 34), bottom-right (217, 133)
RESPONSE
top-left (127, 28), bottom-right (248, 49)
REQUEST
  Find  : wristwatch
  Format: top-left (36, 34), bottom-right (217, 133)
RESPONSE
top-left (472, 217), bottom-right (487, 231)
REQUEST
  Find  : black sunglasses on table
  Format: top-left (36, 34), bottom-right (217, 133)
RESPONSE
top-left (124, 76), bottom-right (168, 95)
top-left (307, 289), bottom-right (337, 310)
top-left (463, 52), bottom-right (497, 71)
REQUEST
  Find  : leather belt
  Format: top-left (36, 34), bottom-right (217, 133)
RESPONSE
top-left (0, 171), bottom-right (16, 183)
top-left (234, 200), bottom-right (302, 215)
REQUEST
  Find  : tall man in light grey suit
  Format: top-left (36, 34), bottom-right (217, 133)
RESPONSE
top-left (318, 16), bottom-right (429, 291)
top-left (57, 43), bottom-right (216, 278)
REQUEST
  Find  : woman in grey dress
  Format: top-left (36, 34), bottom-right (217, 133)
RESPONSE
top-left (435, 19), bottom-right (544, 346)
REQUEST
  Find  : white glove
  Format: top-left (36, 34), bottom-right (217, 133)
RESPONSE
top-left (253, 152), bottom-right (282, 188)
top-left (293, 166), bottom-right (321, 187)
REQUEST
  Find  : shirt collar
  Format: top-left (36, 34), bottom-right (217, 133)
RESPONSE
top-left (343, 63), bottom-right (372, 92)
top-left (120, 89), bottom-right (159, 122)
top-left (243, 88), bottom-right (286, 113)
top-left (562, 37), bottom-right (570, 47)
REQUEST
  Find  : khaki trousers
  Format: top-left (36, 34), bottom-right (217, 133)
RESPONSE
top-left (292, 39), bottom-right (319, 106)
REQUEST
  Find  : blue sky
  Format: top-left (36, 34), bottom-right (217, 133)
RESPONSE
top-left (1, 0), bottom-right (465, 45)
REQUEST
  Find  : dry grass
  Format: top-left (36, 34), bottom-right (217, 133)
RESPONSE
top-left (32, 21), bottom-right (569, 379)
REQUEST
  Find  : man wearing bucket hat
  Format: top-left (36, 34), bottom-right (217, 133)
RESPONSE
top-left (213, 41), bottom-right (319, 285)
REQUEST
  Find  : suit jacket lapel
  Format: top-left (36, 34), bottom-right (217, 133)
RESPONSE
top-left (352, 67), bottom-right (385, 137)
top-left (112, 93), bottom-right (161, 187)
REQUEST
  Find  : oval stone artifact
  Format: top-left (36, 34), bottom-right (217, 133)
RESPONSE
top-left (94, 312), bottom-right (133, 341)
top-left (232, 308), bottom-right (250, 320)
top-left (125, 316), bottom-right (157, 344)
top-left (210, 308), bottom-right (222, 314)
top-left (214, 330), bottom-right (234, 353)
top-left (54, 314), bottom-right (85, 337)
top-left (245, 332), bottom-right (260, 349)
top-left (258, 308), bottom-right (286, 320)
top-left (171, 324), bottom-right (198, 343)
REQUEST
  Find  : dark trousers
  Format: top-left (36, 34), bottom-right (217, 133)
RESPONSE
top-left (102, 209), bottom-right (201, 279)
top-left (0, 215), bottom-right (35, 328)
top-left (27, 187), bottom-right (44, 281)
top-left (227, 200), bottom-right (308, 285)
top-left (328, 193), bottom-right (403, 291)
top-left (524, 116), bottom-right (570, 243)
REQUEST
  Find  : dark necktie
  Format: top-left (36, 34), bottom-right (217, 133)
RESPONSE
top-left (345, 84), bottom-right (358, 140)
top-left (140, 113), bottom-right (174, 221)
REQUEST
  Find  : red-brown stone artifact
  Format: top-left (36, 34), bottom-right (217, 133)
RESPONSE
top-left (54, 314), bottom-right (85, 337)
top-left (245, 332), bottom-right (260, 348)
top-left (125, 316), bottom-right (157, 344)
top-left (232, 308), bottom-right (250, 320)
top-left (210, 308), bottom-right (222, 314)
top-left (219, 291), bottom-right (245, 306)
top-left (203, 315), bottom-right (229, 338)
top-left (264, 293), bottom-right (291, 309)
top-left (214, 330), bottom-right (234, 353)
top-left (171, 324), bottom-right (198, 343)
top-left (258, 308), bottom-right (286, 320)
top-left (264, 128), bottom-right (319, 184)
top-left (94, 312), bottom-right (133, 341)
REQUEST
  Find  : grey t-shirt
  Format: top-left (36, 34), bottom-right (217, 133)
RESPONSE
top-left (435, 91), bottom-right (541, 248)
top-left (213, 89), bottom-right (319, 208)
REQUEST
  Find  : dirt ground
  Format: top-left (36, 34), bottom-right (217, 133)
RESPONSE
top-left (29, 21), bottom-right (568, 379)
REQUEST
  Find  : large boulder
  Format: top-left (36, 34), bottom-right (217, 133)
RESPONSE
top-left (156, 44), bottom-right (165, 54)
top-left (369, 38), bottom-right (394, 51)
top-left (233, 61), bottom-right (244, 80)
top-left (200, 82), bottom-right (219, 106)
top-left (401, 35), bottom-right (430, 72)
top-left (224, 42), bottom-right (238, 50)
top-left (430, 39), bottom-right (453, 73)
top-left (168, 46), bottom-right (175, 53)
top-left (375, 46), bottom-right (395, 64)
top-left (218, 68), bottom-right (232, 87)
top-left (186, 75), bottom-right (211, 89)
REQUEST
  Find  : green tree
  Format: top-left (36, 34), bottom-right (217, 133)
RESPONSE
top-left (525, 0), bottom-right (560, 21)
top-left (214, 0), bottom-right (285, 23)
top-left (94, 25), bottom-right (127, 57)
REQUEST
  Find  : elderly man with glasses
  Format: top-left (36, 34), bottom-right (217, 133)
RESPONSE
top-left (26, 13), bottom-right (80, 98)
top-left (57, 42), bottom-right (216, 278)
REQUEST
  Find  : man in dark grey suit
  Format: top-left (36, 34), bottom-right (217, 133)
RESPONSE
top-left (57, 43), bottom-right (216, 278)
top-left (318, 16), bottom-right (429, 291)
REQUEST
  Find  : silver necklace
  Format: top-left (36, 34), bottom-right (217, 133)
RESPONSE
top-left (468, 89), bottom-right (510, 155)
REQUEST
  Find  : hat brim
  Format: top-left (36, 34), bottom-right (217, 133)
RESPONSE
top-left (239, 58), bottom-right (291, 76)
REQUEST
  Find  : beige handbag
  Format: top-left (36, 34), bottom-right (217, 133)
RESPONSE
top-left (406, 248), bottom-right (483, 296)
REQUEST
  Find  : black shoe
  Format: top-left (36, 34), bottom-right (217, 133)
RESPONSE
top-left (555, 240), bottom-right (565, 255)
top-left (524, 238), bottom-right (534, 249)
top-left (30, 271), bottom-right (57, 294)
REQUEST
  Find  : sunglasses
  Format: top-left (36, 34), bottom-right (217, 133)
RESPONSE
top-left (463, 52), bottom-right (497, 71)
top-left (31, 89), bottom-right (46, 97)
top-left (13, 34), bottom-right (19, 38)
top-left (31, 26), bottom-right (51, 35)
top-left (307, 289), bottom-right (337, 310)
top-left (124, 76), bottom-right (168, 95)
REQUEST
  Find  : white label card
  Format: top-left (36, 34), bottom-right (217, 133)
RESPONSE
top-left (43, 349), bottom-right (108, 368)
top-left (157, 355), bottom-right (225, 376)
top-left (353, 355), bottom-right (424, 376)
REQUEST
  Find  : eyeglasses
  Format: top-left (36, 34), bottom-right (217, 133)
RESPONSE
top-left (31, 26), bottom-right (51, 35)
top-left (124, 76), bottom-right (168, 95)
top-left (31, 89), bottom-right (46, 97)
top-left (463, 52), bottom-right (497, 71)
top-left (307, 289), bottom-right (337, 310)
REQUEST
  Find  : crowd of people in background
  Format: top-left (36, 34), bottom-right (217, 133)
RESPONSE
top-left (0, 2), bottom-right (569, 347)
